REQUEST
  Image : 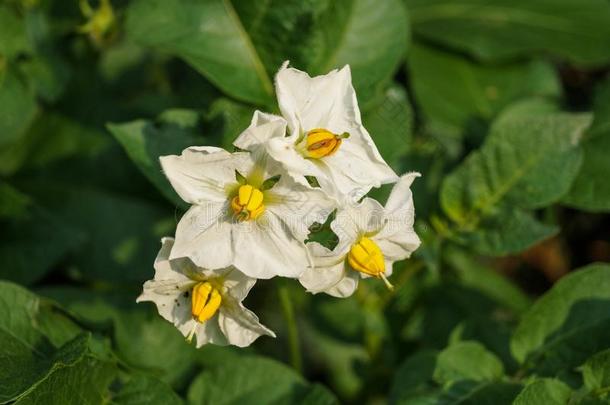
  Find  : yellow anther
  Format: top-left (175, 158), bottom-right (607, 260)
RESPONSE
top-left (348, 237), bottom-right (393, 290)
top-left (191, 282), bottom-right (222, 323)
top-left (230, 184), bottom-right (265, 221)
top-left (78, 0), bottom-right (116, 46)
top-left (304, 128), bottom-right (345, 159)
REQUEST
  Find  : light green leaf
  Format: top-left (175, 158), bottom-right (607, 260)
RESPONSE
top-left (112, 375), bottom-right (183, 405)
top-left (108, 115), bottom-right (203, 208)
top-left (512, 379), bottom-right (572, 405)
top-left (461, 207), bottom-right (558, 256)
top-left (433, 341), bottom-right (504, 385)
top-left (442, 111), bottom-right (590, 227)
top-left (406, 0), bottom-right (610, 67)
top-left (362, 84), bottom-right (413, 171)
top-left (511, 264), bottom-right (610, 373)
top-left (187, 355), bottom-right (338, 405)
top-left (563, 79), bottom-right (610, 212)
top-left (408, 43), bottom-right (560, 139)
top-left (0, 5), bottom-right (31, 59)
top-left (582, 349), bottom-right (610, 392)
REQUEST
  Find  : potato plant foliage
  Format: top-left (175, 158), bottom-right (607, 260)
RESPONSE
top-left (1, 0), bottom-right (610, 404)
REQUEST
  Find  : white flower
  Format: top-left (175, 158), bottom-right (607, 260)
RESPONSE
top-left (160, 115), bottom-right (335, 279)
top-left (299, 173), bottom-right (421, 297)
top-left (234, 62), bottom-right (398, 201)
top-left (137, 238), bottom-right (275, 347)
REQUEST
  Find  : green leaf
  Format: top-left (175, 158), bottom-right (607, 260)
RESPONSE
top-left (438, 381), bottom-right (522, 405)
top-left (440, 109), bottom-right (589, 254)
top-left (362, 84), bottom-right (413, 171)
top-left (112, 375), bottom-right (183, 405)
top-left (187, 355), bottom-right (338, 404)
top-left (460, 207), bottom-right (558, 256)
top-left (13, 334), bottom-right (117, 405)
top-left (125, 0), bottom-right (275, 106)
top-left (390, 350), bottom-right (438, 403)
top-left (511, 263), bottom-right (610, 373)
top-left (582, 349), bottom-right (610, 392)
top-left (0, 67), bottom-right (37, 149)
top-left (433, 341), bottom-right (504, 385)
top-left (406, 0), bottom-right (610, 67)
top-left (512, 379), bottom-right (572, 405)
top-left (446, 247), bottom-right (531, 313)
top-left (0, 181), bottom-right (30, 219)
top-left (126, 0), bottom-right (407, 107)
top-left (23, 184), bottom-right (171, 283)
top-left (40, 287), bottom-right (199, 388)
top-left (563, 79), bottom-right (610, 212)
top-left (408, 43), bottom-right (560, 139)
top-left (0, 203), bottom-right (85, 285)
top-left (0, 5), bottom-right (31, 59)
top-left (204, 98), bottom-right (255, 150)
top-left (108, 115), bottom-right (203, 208)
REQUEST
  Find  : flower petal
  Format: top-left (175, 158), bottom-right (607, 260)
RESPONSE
top-left (266, 175), bottom-right (335, 241)
top-left (222, 268), bottom-right (257, 302)
top-left (231, 217), bottom-right (310, 278)
top-left (233, 110), bottom-right (288, 151)
top-left (218, 302), bottom-right (275, 347)
top-left (275, 62), bottom-right (359, 135)
top-left (299, 242), bottom-right (351, 295)
top-left (170, 203), bottom-right (235, 270)
top-left (160, 146), bottom-right (238, 204)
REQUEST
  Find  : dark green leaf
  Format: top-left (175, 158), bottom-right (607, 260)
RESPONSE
top-left (362, 84), bottom-right (413, 171)
top-left (112, 375), bottom-right (183, 405)
top-left (0, 67), bottom-right (37, 149)
top-left (582, 349), bottom-right (610, 392)
top-left (406, 0), bottom-right (610, 67)
top-left (408, 43), bottom-right (559, 139)
top-left (187, 355), bottom-right (338, 404)
top-left (511, 264), bottom-right (610, 374)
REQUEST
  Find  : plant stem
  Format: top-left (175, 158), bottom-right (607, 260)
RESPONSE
top-left (278, 284), bottom-right (303, 374)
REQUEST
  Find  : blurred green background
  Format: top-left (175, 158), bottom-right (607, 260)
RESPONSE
top-left (2, 0), bottom-right (610, 404)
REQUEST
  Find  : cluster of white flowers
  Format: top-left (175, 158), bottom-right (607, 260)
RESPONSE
top-left (138, 62), bottom-right (421, 347)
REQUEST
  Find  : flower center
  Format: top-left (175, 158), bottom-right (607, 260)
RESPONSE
top-left (230, 184), bottom-right (265, 221)
top-left (304, 128), bottom-right (347, 159)
top-left (347, 237), bottom-right (394, 290)
top-left (191, 282), bottom-right (222, 323)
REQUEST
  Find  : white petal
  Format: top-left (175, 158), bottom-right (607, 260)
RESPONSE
top-left (331, 198), bottom-right (385, 242)
top-left (221, 268), bottom-right (257, 302)
top-left (170, 203), bottom-right (235, 270)
top-left (233, 111), bottom-right (288, 151)
top-left (275, 62), bottom-right (359, 135)
top-left (267, 175), bottom-right (336, 241)
top-left (218, 304), bottom-right (275, 347)
top-left (159, 146), bottom-right (238, 204)
top-left (374, 173), bottom-right (421, 261)
top-left (231, 217), bottom-right (310, 278)
top-left (299, 242), bottom-right (351, 295)
top-left (137, 277), bottom-right (193, 328)
top-left (326, 270), bottom-right (359, 298)
top-left (191, 317), bottom-right (228, 347)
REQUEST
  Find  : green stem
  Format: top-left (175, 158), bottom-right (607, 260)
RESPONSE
top-left (278, 285), bottom-right (303, 373)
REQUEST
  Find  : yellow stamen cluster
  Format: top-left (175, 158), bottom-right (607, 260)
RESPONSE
top-left (191, 282), bottom-right (222, 323)
top-left (348, 237), bottom-right (393, 290)
top-left (230, 185), bottom-right (265, 221)
top-left (304, 128), bottom-right (344, 159)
